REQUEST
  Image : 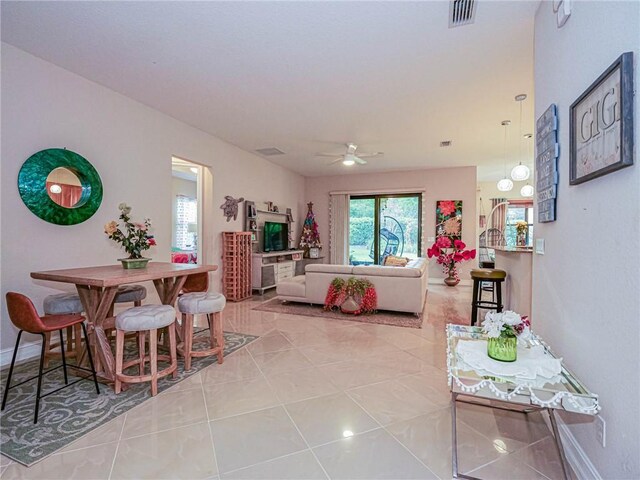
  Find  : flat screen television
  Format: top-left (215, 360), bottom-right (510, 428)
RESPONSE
top-left (263, 221), bottom-right (288, 252)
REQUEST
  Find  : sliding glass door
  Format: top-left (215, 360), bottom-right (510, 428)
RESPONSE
top-left (348, 194), bottom-right (422, 265)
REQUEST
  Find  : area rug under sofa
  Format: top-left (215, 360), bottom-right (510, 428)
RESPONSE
top-left (253, 298), bottom-right (424, 328)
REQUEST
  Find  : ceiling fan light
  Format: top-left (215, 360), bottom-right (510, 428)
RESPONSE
top-left (342, 158), bottom-right (355, 166)
top-left (511, 163), bottom-right (530, 181)
top-left (497, 178), bottom-right (514, 192)
top-left (521, 184), bottom-right (534, 197)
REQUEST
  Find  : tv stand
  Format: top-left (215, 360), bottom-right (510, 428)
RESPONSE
top-left (252, 250), bottom-right (304, 294)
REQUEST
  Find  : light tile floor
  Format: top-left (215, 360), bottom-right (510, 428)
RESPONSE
top-left (1, 285), bottom-right (568, 480)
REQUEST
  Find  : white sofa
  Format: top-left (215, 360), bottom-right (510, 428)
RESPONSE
top-left (276, 258), bottom-right (428, 315)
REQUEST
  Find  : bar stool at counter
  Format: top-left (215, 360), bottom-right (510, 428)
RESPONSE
top-left (470, 268), bottom-right (506, 326)
top-left (114, 304), bottom-right (178, 396)
top-left (2, 292), bottom-right (100, 423)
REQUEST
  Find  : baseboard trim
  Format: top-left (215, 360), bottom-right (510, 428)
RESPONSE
top-left (428, 278), bottom-right (473, 286)
top-left (1, 341), bottom-right (42, 368)
top-left (552, 414), bottom-right (602, 480)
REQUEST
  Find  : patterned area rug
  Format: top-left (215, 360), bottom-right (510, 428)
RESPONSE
top-left (0, 331), bottom-right (257, 466)
top-left (253, 298), bottom-right (424, 328)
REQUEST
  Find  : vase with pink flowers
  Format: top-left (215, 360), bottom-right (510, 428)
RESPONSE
top-left (427, 236), bottom-right (476, 286)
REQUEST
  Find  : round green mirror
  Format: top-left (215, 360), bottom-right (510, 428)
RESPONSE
top-left (18, 148), bottom-right (103, 225)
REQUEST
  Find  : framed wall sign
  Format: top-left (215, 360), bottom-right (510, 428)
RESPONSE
top-left (569, 52), bottom-right (634, 185)
top-left (536, 105), bottom-right (559, 223)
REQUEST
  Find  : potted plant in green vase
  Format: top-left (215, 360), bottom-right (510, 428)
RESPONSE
top-left (104, 203), bottom-right (156, 269)
top-left (481, 311), bottom-right (531, 362)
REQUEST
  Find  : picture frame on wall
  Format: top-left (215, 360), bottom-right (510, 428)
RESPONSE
top-left (569, 52), bottom-right (634, 185)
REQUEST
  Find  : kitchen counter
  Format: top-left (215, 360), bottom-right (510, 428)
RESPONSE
top-left (494, 247), bottom-right (532, 316)
top-left (493, 246), bottom-right (533, 253)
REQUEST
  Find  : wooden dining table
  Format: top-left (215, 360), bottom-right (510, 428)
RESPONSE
top-left (31, 262), bottom-right (218, 385)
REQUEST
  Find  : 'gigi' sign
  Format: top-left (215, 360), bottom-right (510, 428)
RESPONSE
top-left (570, 52), bottom-right (634, 185)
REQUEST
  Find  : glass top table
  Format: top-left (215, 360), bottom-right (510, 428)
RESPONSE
top-left (446, 324), bottom-right (600, 480)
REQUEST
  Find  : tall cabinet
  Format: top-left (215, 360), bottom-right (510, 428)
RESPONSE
top-left (222, 232), bottom-right (252, 302)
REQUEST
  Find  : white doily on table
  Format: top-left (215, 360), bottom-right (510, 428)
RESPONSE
top-left (456, 340), bottom-right (562, 381)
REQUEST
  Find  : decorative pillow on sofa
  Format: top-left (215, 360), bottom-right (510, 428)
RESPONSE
top-left (383, 255), bottom-right (409, 267)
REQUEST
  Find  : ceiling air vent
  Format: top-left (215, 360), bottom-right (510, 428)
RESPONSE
top-left (449, 0), bottom-right (477, 28)
top-left (255, 147), bottom-right (285, 156)
top-left (440, 140), bottom-right (453, 147)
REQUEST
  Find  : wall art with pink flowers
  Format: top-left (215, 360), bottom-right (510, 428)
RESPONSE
top-left (435, 200), bottom-right (462, 241)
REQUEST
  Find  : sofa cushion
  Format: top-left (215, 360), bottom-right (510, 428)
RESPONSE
top-left (406, 257), bottom-right (428, 274)
top-left (383, 255), bottom-right (409, 267)
top-left (305, 264), bottom-right (353, 275)
top-left (352, 265), bottom-right (423, 278)
top-left (276, 275), bottom-right (306, 298)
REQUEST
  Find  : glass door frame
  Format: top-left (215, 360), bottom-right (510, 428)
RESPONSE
top-left (350, 192), bottom-right (423, 265)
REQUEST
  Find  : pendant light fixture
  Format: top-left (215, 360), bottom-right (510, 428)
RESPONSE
top-left (511, 94), bottom-right (531, 182)
top-left (520, 133), bottom-right (534, 198)
top-left (497, 120), bottom-right (514, 192)
top-left (520, 184), bottom-right (534, 197)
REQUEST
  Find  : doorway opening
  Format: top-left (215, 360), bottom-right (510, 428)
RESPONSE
top-left (171, 157), bottom-right (203, 264)
top-left (348, 193), bottom-right (422, 266)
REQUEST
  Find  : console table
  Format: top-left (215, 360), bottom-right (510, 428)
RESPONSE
top-left (447, 324), bottom-right (600, 480)
top-left (252, 250), bottom-right (303, 294)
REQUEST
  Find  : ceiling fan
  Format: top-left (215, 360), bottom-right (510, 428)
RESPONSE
top-left (317, 143), bottom-right (382, 166)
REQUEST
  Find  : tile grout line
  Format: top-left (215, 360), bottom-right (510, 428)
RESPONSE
top-left (199, 366), bottom-right (221, 479)
top-left (344, 389), bottom-right (442, 480)
top-left (107, 412), bottom-right (127, 480)
top-left (245, 347), bottom-right (331, 480)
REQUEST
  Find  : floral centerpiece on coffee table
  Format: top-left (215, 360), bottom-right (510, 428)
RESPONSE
top-left (481, 310), bottom-right (531, 362)
top-left (324, 277), bottom-right (377, 315)
top-left (427, 236), bottom-right (476, 286)
top-left (104, 203), bottom-right (156, 269)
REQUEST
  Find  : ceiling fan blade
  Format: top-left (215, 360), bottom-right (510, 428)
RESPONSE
top-left (317, 152), bottom-right (342, 157)
top-left (326, 157), bottom-right (343, 165)
top-left (354, 156), bottom-right (368, 165)
top-left (355, 151), bottom-right (383, 158)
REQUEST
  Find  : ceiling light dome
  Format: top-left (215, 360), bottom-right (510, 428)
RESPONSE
top-left (497, 178), bottom-right (513, 192)
top-left (49, 184), bottom-right (62, 194)
top-left (511, 163), bottom-right (530, 181)
top-left (521, 184), bottom-right (534, 197)
top-left (342, 155), bottom-right (355, 166)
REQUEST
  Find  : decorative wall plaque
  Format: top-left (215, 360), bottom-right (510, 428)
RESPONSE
top-left (536, 105), bottom-right (559, 223)
top-left (569, 52), bottom-right (634, 185)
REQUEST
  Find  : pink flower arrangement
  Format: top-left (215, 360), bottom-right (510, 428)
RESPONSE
top-left (427, 236), bottom-right (476, 280)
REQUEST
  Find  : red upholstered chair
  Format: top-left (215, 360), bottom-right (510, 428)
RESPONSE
top-left (2, 292), bottom-right (100, 423)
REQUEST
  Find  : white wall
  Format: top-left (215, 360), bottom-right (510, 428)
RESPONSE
top-left (304, 167), bottom-right (478, 280)
top-left (533, 2), bottom-right (640, 478)
top-left (0, 44), bottom-right (305, 355)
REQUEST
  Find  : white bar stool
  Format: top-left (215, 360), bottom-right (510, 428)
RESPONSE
top-left (177, 292), bottom-right (226, 371)
top-left (114, 304), bottom-right (177, 396)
